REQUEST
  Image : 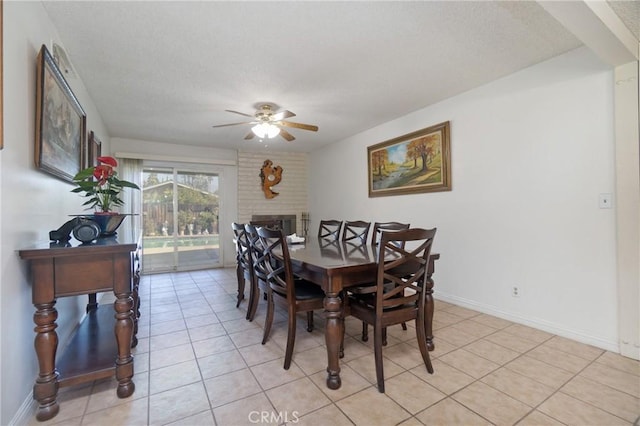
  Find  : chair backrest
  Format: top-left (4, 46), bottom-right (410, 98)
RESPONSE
top-left (244, 223), bottom-right (260, 277)
top-left (256, 226), bottom-right (295, 300)
top-left (371, 221), bottom-right (410, 247)
top-left (375, 228), bottom-right (437, 317)
top-left (341, 220), bottom-right (371, 244)
top-left (232, 222), bottom-right (244, 252)
top-left (318, 220), bottom-right (343, 240)
top-left (232, 222), bottom-right (251, 279)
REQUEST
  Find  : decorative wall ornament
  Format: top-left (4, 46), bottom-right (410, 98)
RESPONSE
top-left (259, 159), bottom-right (283, 199)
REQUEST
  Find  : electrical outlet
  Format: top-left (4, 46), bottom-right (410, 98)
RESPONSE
top-left (512, 286), bottom-right (520, 298)
top-left (599, 193), bottom-right (613, 209)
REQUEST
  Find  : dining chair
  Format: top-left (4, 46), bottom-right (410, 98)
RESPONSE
top-left (232, 222), bottom-right (249, 309)
top-left (318, 220), bottom-right (343, 241)
top-left (256, 227), bottom-right (326, 370)
top-left (344, 227), bottom-right (437, 392)
top-left (360, 221), bottom-right (411, 341)
top-left (341, 220), bottom-right (371, 244)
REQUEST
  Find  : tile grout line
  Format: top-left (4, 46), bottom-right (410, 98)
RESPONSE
top-left (431, 316), bottom-right (574, 425)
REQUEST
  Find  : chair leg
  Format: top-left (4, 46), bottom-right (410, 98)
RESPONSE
top-left (236, 267), bottom-right (245, 308)
top-left (361, 322), bottom-right (368, 342)
top-left (246, 277), bottom-right (259, 321)
top-left (284, 309), bottom-right (297, 370)
top-left (245, 276), bottom-right (254, 320)
top-left (373, 323), bottom-right (385, 393)
top-left (306, 311), bottom-right (314, 332)
top-left (339, 316), bottom-right (345, 359)
top-left (340, 291), bottom-right (347, 358)
top-left (415, 318), bottom-right (434, 374)
top-left (382, 327), bottom-right (387, 346)
top-left (401, 322), bottom-right (407, 331)
top-left (261, 290), bottom-right (274, 345)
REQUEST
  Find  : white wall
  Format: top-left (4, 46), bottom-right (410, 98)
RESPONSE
top-left (309, 47), bottom-right (619, 351)
top-left (1, 2), bottom-right (112, 423)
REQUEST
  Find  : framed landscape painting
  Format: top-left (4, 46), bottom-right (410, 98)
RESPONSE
top-left (368, 121), bottom-right (451, 197)
top-left (35, 44), bottom-right (86, 183)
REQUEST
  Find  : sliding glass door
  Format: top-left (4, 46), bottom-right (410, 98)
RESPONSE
top-left (141, 167), bottom-right (221, 273)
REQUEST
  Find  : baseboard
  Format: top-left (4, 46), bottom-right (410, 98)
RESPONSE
top-left (9, 393), bottom-right (37, 426)
top-left (619, 342), bottom-right (640, 360)
top-left (434, 292), bottom-right (620, 353)
top-left (10, 299), bottom-right (92, 425)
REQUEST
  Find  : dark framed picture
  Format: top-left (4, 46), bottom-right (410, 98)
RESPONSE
top-left (368, 121), bottom-right (451, 197)
top-left (87, 131), bottom-right (102, 168)
top-left (35, 44), bottom-right (86, 183)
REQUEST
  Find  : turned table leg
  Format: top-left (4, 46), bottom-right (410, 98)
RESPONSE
top-left (114, 293), bottom-right (135, 398)
top-left (33, 302), bottom-right (60, 422)
top-left (324, 292), bottom-right (343, 390)
top-left (425, 263), bottom-right (435, 351)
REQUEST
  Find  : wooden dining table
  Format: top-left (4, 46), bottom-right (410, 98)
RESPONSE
top-left (286, 237), bottom-right (440, 390)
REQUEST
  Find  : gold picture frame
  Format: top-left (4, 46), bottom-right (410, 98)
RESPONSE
top-left (368, 121), bottom-right (451, 197)
top-left (35, 44), bottom-right (86, 183)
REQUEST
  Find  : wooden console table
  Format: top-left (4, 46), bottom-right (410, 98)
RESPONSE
top-left (19, 235), bottom-right (140, 421)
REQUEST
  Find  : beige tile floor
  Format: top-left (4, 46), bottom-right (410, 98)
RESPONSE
top-left (28, 268), bottom-right (639, 426)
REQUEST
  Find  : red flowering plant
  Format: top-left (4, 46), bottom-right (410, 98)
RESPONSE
top-left (71, 156), bottom-right (140, 213)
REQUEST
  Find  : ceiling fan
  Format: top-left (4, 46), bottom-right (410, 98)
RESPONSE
top-left (212, 104), bottom-right (319, 142)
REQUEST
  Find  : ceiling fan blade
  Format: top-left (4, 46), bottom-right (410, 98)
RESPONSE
top-left (271, 110), bottom-right (296, 121)
top-left (244, 132), bottom-right (255, 140)
top-left (280, 121), bottom-right (319, 132)
top-left (225, 109), bottom-right (255, 118)
top-left (279, 129), bottom-right (296, 142)
top-left (212, 121), bottom-right (254, 128)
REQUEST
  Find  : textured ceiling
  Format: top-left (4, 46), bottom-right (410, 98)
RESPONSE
top-left (608, 0), bottom-right (640, 40)
top-left (41, 1), bottom-right (594, 152)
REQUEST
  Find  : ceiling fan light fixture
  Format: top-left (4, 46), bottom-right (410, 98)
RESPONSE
top-left (251, 123), bottom-right (281, 139)
top-left (214, 106), bottom-right (317, 142)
